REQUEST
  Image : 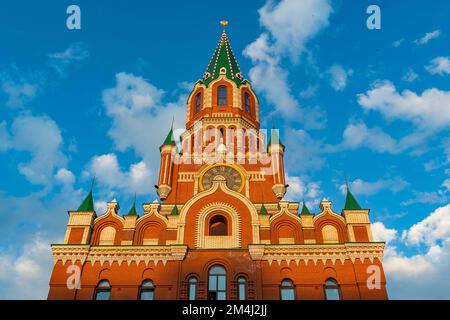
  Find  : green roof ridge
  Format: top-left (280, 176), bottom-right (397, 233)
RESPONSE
top-left (199, 30), bottom-right (247, 87)
top-left (126, 200), bottom-right (138, 216)
top-left (162, 127), bottom-right (176, 146)
top-left (344, 189), bottom-right (362, 210)
top-left (77, 190), bottom-right (94, 212)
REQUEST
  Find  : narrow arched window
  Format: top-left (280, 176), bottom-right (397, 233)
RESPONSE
top-left (218, 85), bottom-right (227, 105)
top-left (280, 279), bottom-right (295, 300)
top-left (195, 92), bottom-right (201, 113)
top-left (188, 277), bottom-right (198, 300)
top-left (209, 215), bottom-right (228, 236)
top-left (324, 279), bottom-right (341, 300)
top-left (322, 225), bottom-right (339, 244)
top-left (208, 265), bottom-right (227, 300)
top-left (139, 280), bottom-right (155, 300)
top-left (98, 226), bottom-right (116, 245)
top-left (244, 92), bottom-right (250, 113)
top-left (237, 277), bottom-right (247, 300)
top-left (94, 280), bottom-right (111, 300)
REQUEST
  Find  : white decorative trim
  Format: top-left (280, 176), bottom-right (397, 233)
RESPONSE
top-left (248, 243), bottom-right (385, 265)
top-left (51, 245), bottom-right (188, 267)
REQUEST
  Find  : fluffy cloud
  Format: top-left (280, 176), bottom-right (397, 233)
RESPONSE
top-left (243, 0), bottom-right (332, 125)
top-left (413, 29), bottom-right (441, 45)
top-left (0, 233), bottom-right (55, 299)
top-left (285, 174), bottom-right (322, 209)
top-left (357, 81), bottom-right (450, 131)
top-left (0, 114), bottom-right (67, 185)
top-left (102, 72), bottom-right (186, 172)
top-left (425, 56), bottom-right (450, 76)
top-left (339, 177), bottom-right (409, 196)
top-left (328, 64), bottom-right (353, 91)
top-left (375, 204), bottom-right (450, 299)
top-left (400, 190), bottom-right (448, 206)
top-left (87, 153), bottom-right (151, 196)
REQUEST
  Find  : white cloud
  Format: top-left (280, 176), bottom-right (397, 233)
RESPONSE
top-left (413, 29), bottom-right (441, 45)
top-left (87, 153), bottom-right (151, 196)
top-left (299, 84), bottom-right (319, 99)
top-left (0, 114), bottom-right (67, 185)
top-left (402, 204), bottom-right (450, 246)
top-left (328, 64), bottom-right (353, 91)
top-left (1, 76), bottom-right (37, 108)
top-left (378, 205), bottom-right (450, 299)
top-left (402, 68), bottom-right (418, 82)
top-left (102, 72), bottom-right (186, 173)
top-left (48, 42), bottom-right (89, 74)
top-left (357, 81), bottom-right (450, 131)
top-left (243, 0), bottom-right (332, 124)
top-left (0, 233), bottom-right (55, 299)
top-left (372, 222), bottom-right (398, 244)
top-left (443, 179), bottom-right (450, 191)
top-left (339, 177), bottom-right (409, 196)
top-left (401, 190), bottom-right (448, 206)
top-left (285, 174), bottom-right (322, 209)
top-left (55, 168), bottom-right (75, 186)
top-left (425, 56), bottom-right (450, 76)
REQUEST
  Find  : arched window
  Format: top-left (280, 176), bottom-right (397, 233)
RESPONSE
top-left (195, 92), bottom-right (201, 113)
top-left (188, 277), bottom-right (198, 300)
top-left (208, 265), bottom-right (226, 300)
top-left (94, 280), bottom-right (111, 300)
top-left (324, 279), bottom-right (341, 300)
top-left (322, 225), bottom-right (339, 244)
top-left (218, 85), bottom-right (227, 105)
top-left (244, 92), bottom-right (250, 113)
top-left (209, 215), bottom-right (228, 236)
top-left (280, 279), bottom-right (295, 300)
top-left (237, 276), bottom-right (247, 300)
top-left (139, 280), bottom-right (155, 300)
top-left (99, 226), bottom-right (116, 245)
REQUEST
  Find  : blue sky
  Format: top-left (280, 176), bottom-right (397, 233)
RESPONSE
top-left (0, 0), bottom-right (449, 299)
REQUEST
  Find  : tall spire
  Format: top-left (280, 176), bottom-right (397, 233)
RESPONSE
top-left (126, 193), bottom-right (138, 216)
top-left (344, 181), bottom-right (362, 210)
top-left (161, 118), bottom-right (176, 147)
top-left (300, 200), bottom-right (311, 215)
top-left (199, 23), bottom-right (247, 87)
top-left (77, 177), bottom-right (95, 212)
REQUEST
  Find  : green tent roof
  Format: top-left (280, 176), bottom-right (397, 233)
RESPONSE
top-left (267, 129), bottom-right (284, 151)
top-left (198, 30), bottom-right (247, 87)
top-left (259, 203), bottom-right (268, 215)
top-left (162, 127), bottom-right (176, 147)
top-left (125, 201), bottom-right (138, 216)
top-left (344, 189), bottom-right (362, 210)
top-left (171, 205), bottom-right (179, 215)
top-left (77, 190), bottom-right (94, 212)
top-left (300, 201), bottom-right (311, 215)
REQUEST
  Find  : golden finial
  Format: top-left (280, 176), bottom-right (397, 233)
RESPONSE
top-left (220, 20), bottom-right (229, 27)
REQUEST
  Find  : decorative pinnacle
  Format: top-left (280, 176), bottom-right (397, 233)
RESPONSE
top-left (220, 20), bottom-right (229, 27)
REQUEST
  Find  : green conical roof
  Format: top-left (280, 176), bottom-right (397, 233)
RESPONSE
top-left (267, 129), bottom-right (284, 151)
top-left (77, 190), bottom-right (94, 212)
top-left (162, 127), bottom-right (176, 147)
top-left (344, 189), bottom-right (362, 210)
top-left (126, 201), bottom-right (138, 216)
top-left (198, 30), bottom-right (247, 87)
top-left (300, 201), bottom-right (311, 215)
top-left (260, 203), bottom-right (268, 215)
top-left (171, 205), bottom-right (179, 215)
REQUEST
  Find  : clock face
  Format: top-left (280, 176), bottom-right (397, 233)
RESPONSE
top-left (200, 165), bottom-right (243, 192)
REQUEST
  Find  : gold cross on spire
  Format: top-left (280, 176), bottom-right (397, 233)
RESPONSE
top-left (220, 20), bottom-right (229, 27)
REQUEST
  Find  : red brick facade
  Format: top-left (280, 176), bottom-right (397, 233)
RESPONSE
top-left (47, 30), bottom-right (388, 300)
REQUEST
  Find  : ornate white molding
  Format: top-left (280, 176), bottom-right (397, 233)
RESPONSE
top-left (248, 242), bottom-right (385, 265)
top-left (51, 245), bottom-right (188, 267)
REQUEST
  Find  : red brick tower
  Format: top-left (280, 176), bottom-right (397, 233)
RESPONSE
top-left (48, 29), bottom-right (388, 300)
